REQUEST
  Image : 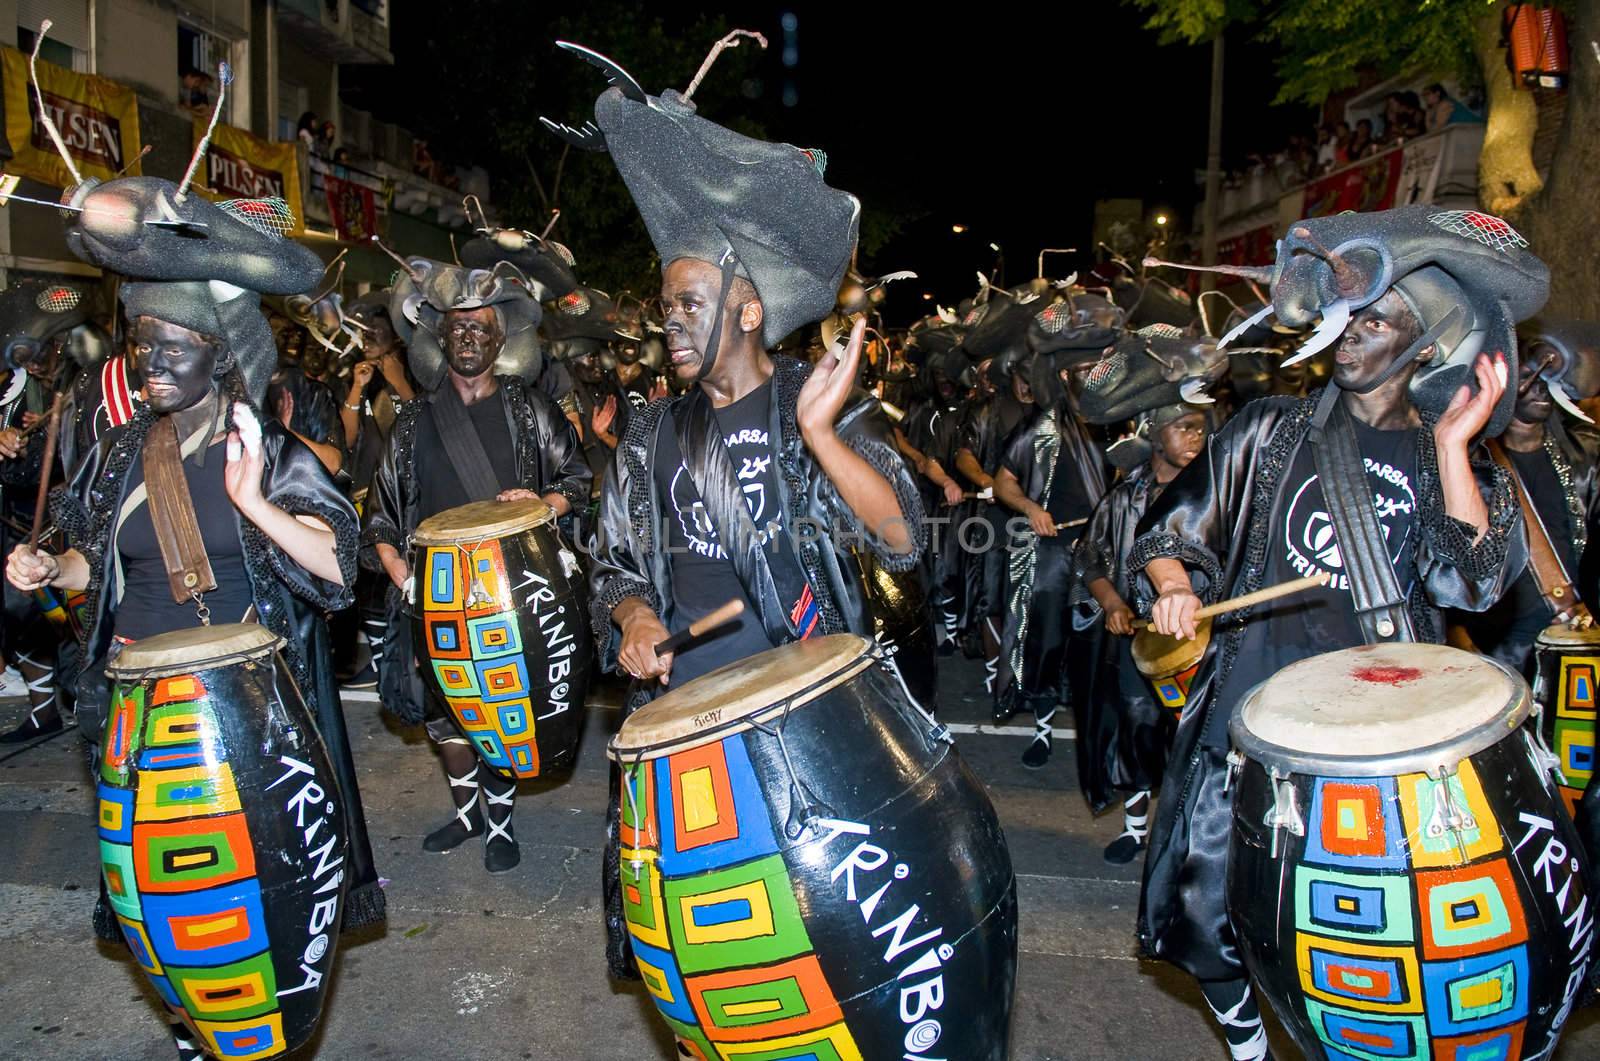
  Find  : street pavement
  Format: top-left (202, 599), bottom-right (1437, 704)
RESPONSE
top-left (1, 650), bottom-right (1596, 1060)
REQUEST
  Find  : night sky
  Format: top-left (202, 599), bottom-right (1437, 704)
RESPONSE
top-left (350, 2), bottom-right (1314, 321)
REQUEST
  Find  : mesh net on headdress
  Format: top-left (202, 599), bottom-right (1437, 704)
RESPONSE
top-left (217, 197), bottom-right (296, 239)
top-left (1084, 346), bottom-right (1126, 393)
top-left (559, 290), bottom-right (592, 316)
top-left (962, 304), bottom-right (989, 328)
top-left (1035, 302), bottom-right (1070, 334)
top-left (36, 286), bottom-right (81, 313)
top-left (1137, 323), bottom-right (1186, 340)
top-left (1427, 210), bottom-right (1529, 254)
top-left (548, 240), bottom-right (577, 267)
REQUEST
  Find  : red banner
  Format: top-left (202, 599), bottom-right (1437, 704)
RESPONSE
top-left (1302, 151), bottom-right (1404, 218)
top-left (324, 173), bottom-right (378, 242)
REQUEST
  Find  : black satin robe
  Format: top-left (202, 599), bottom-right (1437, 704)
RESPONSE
top-left (53, 389), bottom-right (385, 929)
top-left (953, 397), bottom-right (1011, 631)
top-left (1128, 392), bottom-right (1524, 981)
top-left (1072, 466), bottom-right (1173, 811)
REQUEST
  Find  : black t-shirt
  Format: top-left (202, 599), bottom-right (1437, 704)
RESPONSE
top-left (655, 381), bottom-right (812, 687)
top-left (413, 390), bottom-right (519, 523)
top-left (1000, 412), bottom-right (1099, 525)
top-left (1209, 421), bottom-right (1420, 745)
top-left (1508, 446), bottom-right (1578, 575)
top-left (116, 444), bottom-right (254, 641)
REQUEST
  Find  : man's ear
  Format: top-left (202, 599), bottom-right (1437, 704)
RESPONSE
top-left (739, 298), bottom-right (764, 335)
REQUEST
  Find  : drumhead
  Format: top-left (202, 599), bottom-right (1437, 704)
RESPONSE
top-left (1231, 643), bottom-right (1527, 777)
top-left (610, 634), bottom-right (874, 758)
top-left (108, 623), bottom-right (283, 680)
top-left (413, 498), bottom-right (554, 546)
top-left (1536, 621), bottom-right (1600, 648)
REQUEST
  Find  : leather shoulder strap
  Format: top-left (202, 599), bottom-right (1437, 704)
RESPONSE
top-left (1487, 438), bottom-right (1578, 617)
top-left (428, 384), bottom-right (503, 502)
top-left (1310, 399), bottom-right (1416, 643)
top-left (142, 416), bottom-right (217, 604)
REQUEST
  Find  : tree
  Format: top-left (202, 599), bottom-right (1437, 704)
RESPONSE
top-left (1127, 0), bottom-right (1599, 315)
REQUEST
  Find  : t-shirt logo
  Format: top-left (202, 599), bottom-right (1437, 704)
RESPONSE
top-left (1283, 458), bottom-right (1417, 591)
top-left (668, 427), bottom-right (776, 559)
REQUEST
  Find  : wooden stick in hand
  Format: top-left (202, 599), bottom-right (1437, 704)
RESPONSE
top-left (1135, 572), bottom-right (1331, 631)
top-left (27, 394), bottom-right (65, 551)
top-left (654, 598), bottom-right (746, 656)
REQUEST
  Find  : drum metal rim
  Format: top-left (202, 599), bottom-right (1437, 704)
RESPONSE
top-left (607, 636), bottom-right (876, 760)
top-left (107, 623), bottom-right (284, 681)
top-left (1228, 652), bottom-right (1531, 778)
top-left (1535, 621), bottom-right (1600, 647)
top-left (410, 497), bottom-right (556, 546)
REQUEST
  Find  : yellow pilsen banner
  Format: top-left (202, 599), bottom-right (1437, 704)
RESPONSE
top-left (1, 45), bottom-right (142, 187)
top-left (191, 119), bottom-right (306, 236)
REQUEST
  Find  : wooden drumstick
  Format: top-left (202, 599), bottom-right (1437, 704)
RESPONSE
top-left (27, 394), bottom-right (65, 551)
top-left (654, 598), bottom-right (746, 656)
top-left (1135, 572), bottom-right (1331, 631)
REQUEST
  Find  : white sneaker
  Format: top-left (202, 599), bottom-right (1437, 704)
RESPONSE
top-left (0, 668), bottom-right (24, 698)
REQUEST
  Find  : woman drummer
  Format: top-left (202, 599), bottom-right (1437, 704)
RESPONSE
top-left (5, 277), bottom-right (384, 1057)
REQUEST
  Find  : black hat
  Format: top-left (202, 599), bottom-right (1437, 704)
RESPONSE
top-left (545, 44), bottom-right (858, 349)
top-left (459, 229), bottom-right (581, 302)
top-left (390, 258), bottom-right (543, 391)
top-left (540, 286), bottom-right (626, 344)
top-left (121, 281), bottom-right (274, 398)
top-left (0, 279), bottom-right (91, 368)
top-left (1520, 316), bottom-right (1600, 408)
top-left (1077, 324), bottom-right (1228, 425)
top-left (1266, 205), bottom-right (1549, 434)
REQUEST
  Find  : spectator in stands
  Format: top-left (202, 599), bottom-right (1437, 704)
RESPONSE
top-left (180, 69), bottom-right (215, 116)
top-left (1348, 118), bottom-right (1374, 160)
top-left (1315, 124), bottom-right (1336, 173)
top-left (298, 112), bottom-right (320, 153)
top-left (1423, 83), bottom-right (1481, 132)
top-left (318, 120), bottom-right (338, 159)
top-left (1333, 121), bottom-right (1352, 167)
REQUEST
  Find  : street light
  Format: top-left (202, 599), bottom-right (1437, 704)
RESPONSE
top-left (1155, 214), bottom-right (1169, 227)
top-left (922, 292), bottom-right (934, 300)
top-left (951, 224), bottom-right (967, 234)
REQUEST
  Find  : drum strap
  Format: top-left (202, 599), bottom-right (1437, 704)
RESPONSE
top-left (674, 387), bottom-right (794, 644)
top-left (427, 383), bottom-right (503, 502)
top-left (141, 414), bottom-right (217, 606)
top-left (1487, 438), bottom-right (1578, 617)
top-left (1310, 399), bottom-right (1416, 644)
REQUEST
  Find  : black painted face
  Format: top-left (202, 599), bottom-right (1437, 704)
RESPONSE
top-left (615, 339), bottom-right (643, 367)
top-left (132, 316), bottom-right (221, 413)
top-left (351, 306), bottom-right (398, 359)
top-left (442, 306), bottom-right (504, 380)
top-left (660, 258), bottom-right (755, 385)
top-left (1153, 411), bottom-right (1210, 470)
top-left (571, 350), bottom-right (607, 385)
top-left (1332, 289), bottom-right (1423, 392)
top-left (1514, 343), bottom-right (1554, 425)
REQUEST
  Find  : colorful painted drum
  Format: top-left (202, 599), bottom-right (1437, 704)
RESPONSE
top-left (856, 549), bottom-right (938, 712)
top-left (1227, 643), bottom-right (1594, 1061)
top-left (99, 624), bottom-right (347, 1061)
top-left (1131, 617), bottom-right (1211, 714)
top-left (411, 498), bottom-right (591, 779)
top-left (1531, 621), bottom-right (1599, 817)
top-left (610, 634), bottom-right (1017, 1061)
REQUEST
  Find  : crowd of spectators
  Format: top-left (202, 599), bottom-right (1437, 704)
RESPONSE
top-left (1225, 84), bottom-right (1484, 195)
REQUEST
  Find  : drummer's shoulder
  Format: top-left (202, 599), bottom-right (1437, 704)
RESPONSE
top-left (1225, 393), bottom-right (1315, 437)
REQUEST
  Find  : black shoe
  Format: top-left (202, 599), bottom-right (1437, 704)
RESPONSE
top-left (484, 838), bottom-right (521, 873)
top-left (1104, 833), bottom-right (1147, 864)
top-left (1021, 738), bottom-right (1052, 769)
top-left (937, 639), bottom-right (956, 657)
top-left (340, 663), bottom-right (378, 690)
top-left (0, 713), bottom-right (63, 743)
top-left (422, 819), bottom-right (481, 852)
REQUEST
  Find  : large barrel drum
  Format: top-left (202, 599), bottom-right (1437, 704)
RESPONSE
top-left (610, 634), bottom-right (1017, 1060)
top-left (411, 498), bottom-right (591, 778)
top-left (98, 625), bottom-right (347, 1060)
top-left (1531, 621), bottom-right (1599, 817)
top-left (1228, 644), bottom-right (1594, 1061)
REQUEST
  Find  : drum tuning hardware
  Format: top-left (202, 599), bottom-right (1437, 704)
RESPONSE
top-left (1224, 749), bottom-right (1244, 795)
top-left (1263, 772), bottom-right (1304, 858)
top-left (1523, 728), bottom-right (1565, 787)
top-left (1426, 770), bottom-right (1476, 862)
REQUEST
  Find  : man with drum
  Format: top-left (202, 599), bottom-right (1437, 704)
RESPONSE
top-left (541, 42), bottom-right (925, 977)
top-left (363, 262), bottom-right (590, 873)
top-left (1135, 208), bottom-right (1541, 1060)
top-left (1458, 318), bottom-right (1600, 672)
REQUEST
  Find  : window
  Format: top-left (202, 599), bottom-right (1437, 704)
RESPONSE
top-left (178, 21), bottom-right (231, 119)
top-left (17, 0), bottom-right (89, 72)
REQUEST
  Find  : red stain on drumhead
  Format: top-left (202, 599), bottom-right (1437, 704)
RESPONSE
top-left (1352, 665), bottom-right (1423, 685)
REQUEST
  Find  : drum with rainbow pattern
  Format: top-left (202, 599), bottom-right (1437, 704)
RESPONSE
top-left (1227, 643), bottom-right (1592, 1061)
top-left (1531, 621), bottom-right (1599, 818)
top-left (609, 634), bottom-right (1017, 1060)
top-left (99, 624), bottom-right (347, 1061)
top-left (411, 498), bottom-right (591, 779)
